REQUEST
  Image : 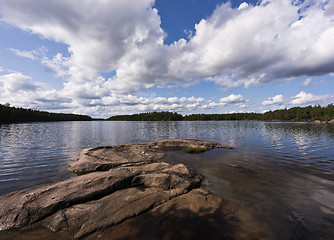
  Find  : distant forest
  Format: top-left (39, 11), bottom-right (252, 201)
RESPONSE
top-left (0, 104), bottom-right (92, 124)
top-left (2, 103), bottom-right (334, 124)
top-left (108, 104), bottom-right (334, 122)
top-left (108, 111), bottom-right (184, 121)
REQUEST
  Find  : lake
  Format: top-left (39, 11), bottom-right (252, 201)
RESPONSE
top-left (0, 121), bottom-right (334, 239)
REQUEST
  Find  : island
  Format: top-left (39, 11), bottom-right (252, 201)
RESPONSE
top-left (0, 139), bottom-right (233, 240)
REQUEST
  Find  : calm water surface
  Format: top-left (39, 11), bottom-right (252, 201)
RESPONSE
top-left (0, 121), bottom-right (334, 239)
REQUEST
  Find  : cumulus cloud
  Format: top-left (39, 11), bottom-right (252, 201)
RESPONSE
top-left (1, 0), bottom-right (333, 94)
top-left (219, 94), bottom-right (245, 105)
top-left (187, 0), bottom-right (334, 88)
top-left (262, 91), bottom-right (334, 108)
top-left (91, 95), bottom-right (209, 114)
top-left (1, 0), bottom-right (334, 116)
top-left (238, 2), bottom-right (249, 10)
top-left (78, 94), bottom-right (225, 118)
top-left (0, 72), bottom-right (69, 109)
top-left (0, 72), bottom-right (36, 92)
top-left (290, 91), bottom-right (332, 105)
top-left (0, 71), bottom-right (225, 117)
top-left (41, 53), bottom-right (70, 77)
top-left (0, 0), bottom-right (165, 91)
top-left (262, 94), bottom-right (285, 106)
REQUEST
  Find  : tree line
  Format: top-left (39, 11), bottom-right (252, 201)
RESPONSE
top-left (109, 104), bottom-right (334, 122)
top-left (2, 103), bottom-right (333, 123)
top-left (108, 111), bottom-right (184, 121)
top-left (0, 104), bottom-right (92, 124)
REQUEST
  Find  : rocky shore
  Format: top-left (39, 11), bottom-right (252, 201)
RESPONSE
top-left (0, 139), bottom-right (232, 240)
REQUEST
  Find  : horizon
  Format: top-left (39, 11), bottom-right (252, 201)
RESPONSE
top-left (3, 102), bottom-right (333, 119)
top-left (1, 0), bottom-right (334, 118)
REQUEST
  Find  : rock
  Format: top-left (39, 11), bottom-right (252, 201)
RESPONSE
top-left (225, 163), bottom-right (253, 174)
top-left (85, 189), bottom-right (225, 240)
top-left (153, 139), bottom-right (233, 150)
top-left (0, 139), bottom-right (230, 239)
top-left (132, 163), bottom-right (203, 191)
top-left (133, 173), bottom-right (189, 191)
top-left (328, 119), bottom-right (334, 124)
top-left (69, 144), bottom-right (166, 175)
top-left (0, 162), bottom-right (200, 232)
top-left (69, 139), bottom-right (232, 175)
top-left (0, 169), bottom-right (135, 231)
top-left (41, 187), bottom-right (185, 239)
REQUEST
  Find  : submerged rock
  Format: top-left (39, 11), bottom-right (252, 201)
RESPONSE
top-left (0, 139), bottom-right (231, 239)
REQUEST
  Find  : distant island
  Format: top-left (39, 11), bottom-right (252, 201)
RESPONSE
top-left (1, 103), bottom-right (334, 124)
top-left (0, 104), bottom-right (92, 124)
top-left (108, 104), bottom-right (334, 122)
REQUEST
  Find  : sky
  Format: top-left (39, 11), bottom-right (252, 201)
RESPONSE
top-left (0, 0), bottom-right (334, 118)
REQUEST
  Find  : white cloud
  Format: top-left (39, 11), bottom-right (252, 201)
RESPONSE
top-left (219, 94), bottom-right (245, 104)
top-left (9, 47), bottom-right (46, 60)
top-left (238, 104), bottom-right (248, 108)
top-left (238, 2), bottom-right (249, 10)
top-left (184, 29), bottom-right (193, 39)
top-left (0, 0), bottom-right (164, 91)
top-left (262, 94), bottom-right (285, 106)
top-left (302, 78), bottom-right (312, 86)
top-left (0, 0), bottom-right (334, 117)
top-left (0, 0), bottom-right (333, 94)
top-left (90, 95), bottom-right (221, 118)
top-left (0, 73), bottom-right (35, 92)
top-left (9, 48), bottom-right (37, 60)
top-left (290, 91), bottom-right (332, 105)
top-left (262, 91), bottom-right (334, 107)
top-left (41, 53), bottom-right (70, 77)
top-left (301, 78), bottom-right (325, 87)
top-left (187, 0), bottom-right (334, 88)
top-left (0, 72), bottom-right (69, 109)
top-left (0, 71), bottom-right (227, 117)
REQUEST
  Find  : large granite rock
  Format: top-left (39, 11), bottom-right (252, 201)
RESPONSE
top-left (0, 139), bottom-right (231, 239)
top-left (69, 144), bottom-right (165, 175)
top-left (0, 170), bottom-right (134, 231)
top-left (69, 139), bottom-right (231, 175)
top-left (85, 189), bottom-right (225, 240)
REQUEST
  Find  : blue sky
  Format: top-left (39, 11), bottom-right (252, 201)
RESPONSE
top-left (0, 0), bottom-right (334, 118)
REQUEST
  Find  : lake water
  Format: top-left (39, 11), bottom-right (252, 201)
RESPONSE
top-left (0, 121), bottom-right (334, 239)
